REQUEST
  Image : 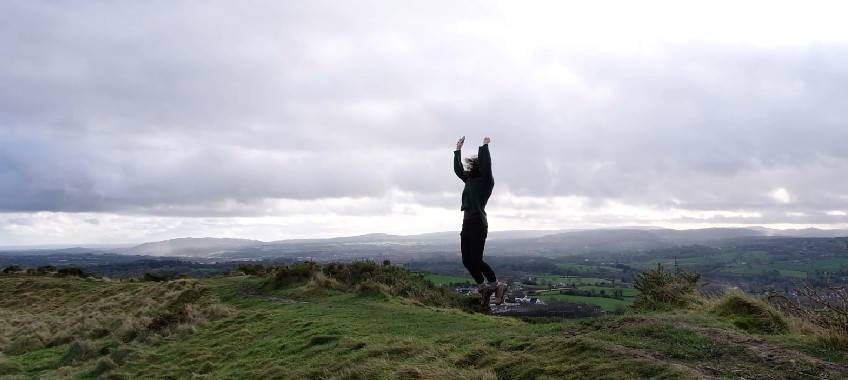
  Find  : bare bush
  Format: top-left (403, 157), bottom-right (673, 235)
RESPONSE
top-left (769, 285), bottom-right (848, 347)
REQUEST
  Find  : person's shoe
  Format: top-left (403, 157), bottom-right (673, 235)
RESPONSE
top-left (494, 281), bottom-right (509, 305)
top-left (478, 284), bottom-right (493, 306)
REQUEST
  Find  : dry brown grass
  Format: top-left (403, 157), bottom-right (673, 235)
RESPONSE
top-left (0, 276), bottom-right (232, 374)
top-left (707, 291), bottom-right (789, 334)
top-left (0, 353), bottom-right (22, 376)
top-left (305, 271), bottom-right (348, 291)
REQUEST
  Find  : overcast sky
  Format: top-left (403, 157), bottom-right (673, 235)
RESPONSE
top-left (2, 0), bottom-right (848, 244)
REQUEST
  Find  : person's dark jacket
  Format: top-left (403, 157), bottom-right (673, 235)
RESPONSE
top-left (454, 144), bottom-right (494, 226)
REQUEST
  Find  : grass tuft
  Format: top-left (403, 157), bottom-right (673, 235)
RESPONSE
top-left (109, 346), bottom-right (137, 365)
top-left (816, 329), bottom-right (848, 351)
top-left (0, 354), bottom-right (22, 375)
top-left (711, 293), bottom-right (789, 334)
top-left (5, 333), bottom-right (45, 355)
top-left (59, 339), bottom-right (97, 367)
top-left (91, 356), bottom-right (118, 376)
top-left (396, 366), bottom-right (424, 379)
top-left (262, 261), bottom-right (476, 310)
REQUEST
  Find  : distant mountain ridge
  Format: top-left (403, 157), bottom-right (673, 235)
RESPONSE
top-left (497, 227), bottom-right (769, 254)
top-left (4, 227), bottom-right (846, 259)
top-left (111, 227), bottom-right (848, 259)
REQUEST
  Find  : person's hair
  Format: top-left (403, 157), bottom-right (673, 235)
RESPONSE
top-left (465, 156), bottom-right (480, 178)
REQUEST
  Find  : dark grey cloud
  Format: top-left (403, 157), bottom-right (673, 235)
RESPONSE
top-left (1, 1), bottom-right (848, 226)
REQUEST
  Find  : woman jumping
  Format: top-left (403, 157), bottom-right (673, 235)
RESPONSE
top-left (454, 136), bottom-right (507, 305)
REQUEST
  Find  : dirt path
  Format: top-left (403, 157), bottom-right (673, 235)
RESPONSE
top-left (584, 337), bottom-right (714, 379)
top-left (693, 327), bottom-right (848, 379)
top-left (574, 320), bottom-right (848, 380)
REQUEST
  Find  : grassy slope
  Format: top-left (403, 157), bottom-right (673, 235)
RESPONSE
top-left (422, 273), bottom-right (470, 286)
top-left (2, 276), bottom-right (847, 379)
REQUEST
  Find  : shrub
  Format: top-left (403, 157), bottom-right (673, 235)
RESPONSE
top-left (306, 271), bottom-right (347, 291)
top-left (633, 264), bottom-right (700, 310)
top-left (203, 303), bottom-right (233, 320)
top-left (262, 261), bottom-right (471, 310)
top-left (237, 264), bottom-right (267, 275)
top-left (148, 304), bottom-right (193, 332)
top-left (142, 272), bottom-right (178, 282)
top-left (116, 320), bottom-right (145, 343)
top-left (712, 293), bottom-right (788, 334)
top-left (354, 279), bottom-right (391, 297)
top-left (36, 265), bottom-right (57, 274)
top-left (321, 261), bottom-right (462, 307)
top-left (1, 265), bottom-right (21, 274)
top-left (56, 267), bottom-right (93, 278)
top-left (267, 261), bottom-right (320, 288)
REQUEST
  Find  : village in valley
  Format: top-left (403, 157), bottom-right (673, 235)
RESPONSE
top-left (439, 273), bottom-right (636, 318)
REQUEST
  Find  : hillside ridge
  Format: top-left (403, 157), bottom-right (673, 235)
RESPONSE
top-left (2, 263), bottom-right (847, 379)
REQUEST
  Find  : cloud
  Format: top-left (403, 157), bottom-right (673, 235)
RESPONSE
top-left (1, 1), bottom-right (848, 242)
top-left (771, 188), bottom-right (792, 204)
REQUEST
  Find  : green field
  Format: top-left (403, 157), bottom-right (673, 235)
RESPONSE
top-left (534, 275), bottom-right (611, 286)
top-left (555, 263), bottom-right (623, 273)
top-left (576, 285), bottom-right (639, 297)
top-left (777, 269), bottom-right (808, 279)
top-left (535, 292), bottom-right (633, 311)
top-left (794, 257), bottom-right (848, 271)
top-left (637, 250), bottom-right (848, 280)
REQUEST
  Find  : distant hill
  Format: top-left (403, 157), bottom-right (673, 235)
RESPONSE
top-left (487, 228), bottom-right (766, 255)
top-left (129, 228), bottom-right (847, 259)
top-left (123, 237), bottom-right (263, 257)
top-left (755, 227), bottom-right (848, 238)
top-left (3, 227), bottom-right (846, 260)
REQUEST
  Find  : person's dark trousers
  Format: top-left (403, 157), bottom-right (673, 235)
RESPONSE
top-left (461, 215), bottom-right (496, 284)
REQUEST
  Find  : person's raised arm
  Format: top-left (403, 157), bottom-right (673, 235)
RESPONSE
top-left (453, 136), bottom-right (466, 182)
top-left (479, 137), bottom-right (492, 181)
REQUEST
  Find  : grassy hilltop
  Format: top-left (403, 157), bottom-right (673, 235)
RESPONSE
top-left (1, 262), bottom-right (847, 379)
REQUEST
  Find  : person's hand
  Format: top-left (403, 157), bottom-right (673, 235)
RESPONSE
top-left (456, 136), bottom-right (465, 150)
top-left (483, 136), bottom-right (491, 145)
